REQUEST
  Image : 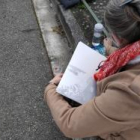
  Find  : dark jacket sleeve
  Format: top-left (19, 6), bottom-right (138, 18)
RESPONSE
top-left (44, 83), bottom-right (140, 138)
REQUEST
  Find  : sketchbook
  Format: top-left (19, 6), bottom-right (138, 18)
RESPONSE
top-left (56, 42), bottom-right (106, 104)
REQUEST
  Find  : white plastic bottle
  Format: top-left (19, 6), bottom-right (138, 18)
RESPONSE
top-left (92, 23), bottom-right (104, 46)
top-left (92, 23), bottom-right (105, 55)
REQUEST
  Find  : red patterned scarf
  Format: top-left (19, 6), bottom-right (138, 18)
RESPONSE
top-left (94, 40), bottom-right (140, 81)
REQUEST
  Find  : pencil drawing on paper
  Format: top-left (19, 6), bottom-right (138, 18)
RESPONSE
top-left (68, 65), bottom-right (86, 76)
top-left (57, 64), bottom-right (96, 103)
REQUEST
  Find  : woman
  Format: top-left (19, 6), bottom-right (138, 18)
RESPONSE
top-left (44, 0), bottom-right (140, 140)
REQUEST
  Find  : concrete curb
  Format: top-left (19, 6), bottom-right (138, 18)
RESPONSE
top-left (32, 0), bottom-right (72, 76)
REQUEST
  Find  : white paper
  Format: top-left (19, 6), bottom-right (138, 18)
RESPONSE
top-left (56, 42), bottom-right (106, 104)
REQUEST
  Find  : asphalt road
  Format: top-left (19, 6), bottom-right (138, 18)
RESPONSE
top-left (0, 0), bottom-right (69, 139)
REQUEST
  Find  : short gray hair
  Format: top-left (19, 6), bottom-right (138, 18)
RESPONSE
top-left (104, 0), bottom-right (140, 46)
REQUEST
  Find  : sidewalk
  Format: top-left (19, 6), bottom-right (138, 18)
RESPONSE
top-left (0, 0), bottom-right (69, 139)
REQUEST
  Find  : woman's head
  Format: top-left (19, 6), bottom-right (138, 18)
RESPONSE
top-left (104, 0), bottom-right (140, 47)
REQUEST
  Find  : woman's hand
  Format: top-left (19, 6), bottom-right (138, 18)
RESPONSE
top-left (104, 38), bottom-right (118, 56)
top-left (104, 38), bottom-right (113, 48)
top-left (104, 38), bottom-right (113, 55)
top-left (49, 73), bottom-right (63, 85)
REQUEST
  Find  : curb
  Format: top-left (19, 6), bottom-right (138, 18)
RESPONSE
top-left (32, 0), bottom-right (72, 75)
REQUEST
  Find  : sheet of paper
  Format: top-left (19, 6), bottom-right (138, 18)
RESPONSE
top-left (56, 42), bottom-right (106, 104)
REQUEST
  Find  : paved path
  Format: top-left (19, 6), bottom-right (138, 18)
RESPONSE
top-left (0, 0), bottom-right (69, 139)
